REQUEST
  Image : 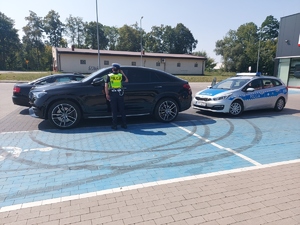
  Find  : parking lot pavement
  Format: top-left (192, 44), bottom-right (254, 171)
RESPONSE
top-left (0, 82), bottom-right (300, 224)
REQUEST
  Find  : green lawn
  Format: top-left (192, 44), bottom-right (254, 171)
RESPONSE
top-left (0, 71), bottom-right (234, 83)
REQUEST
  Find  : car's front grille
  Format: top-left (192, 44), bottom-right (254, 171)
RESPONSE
top-left (195, 96), bottom-right (211, 101)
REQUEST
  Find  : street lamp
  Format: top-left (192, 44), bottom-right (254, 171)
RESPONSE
top-left (256, 28), bottom-right (261, 73)
top-left (96, 0), bottom-right (100, 69)
top-left (140, 16), bottom-right (143, 66)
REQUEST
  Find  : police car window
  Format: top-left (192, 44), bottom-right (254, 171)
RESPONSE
top-left (263, 79), bottom-right (274, 89)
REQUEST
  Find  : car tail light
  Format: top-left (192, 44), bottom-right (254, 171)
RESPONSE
top-left (183, 83), bottom-right (192, 94)
top-left (13, 86), bottom-right (21, 93)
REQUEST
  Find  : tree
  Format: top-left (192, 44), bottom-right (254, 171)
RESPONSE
top-left (43, 10), bottom-right (65, 47)
top-left (103, 25), bottom-right (119, 50)
top-left (215, 23), bottom-right (259, 72)
top-left (215, 16), bottom-right (279, 74)
top-left (0, 12), bottom-right (21, 70)
top-left (65, 15), bottom-right (85, 48)
top-left (144, 23), bottom-right (197, 54)
top-left (260, 15), bottom-right (279, 41)
top-left (22, 11), bottom-right (45, 70)
top-left (85, 21), bottom-right (108, 49)
top-left (116, 24), bottom-right (140, 51)
top-left (144, 25), bottom-right (166, 53)
top-left (193, 51), bottom-right (216, 71)
top-left (171, 23), bottom-right (198, 54)
top-left (258, 15), bottom-right (279, 75)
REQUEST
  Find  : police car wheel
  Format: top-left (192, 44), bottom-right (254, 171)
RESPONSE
top-left (154, 98), bottom-right (178, 122)
top-left (229, 100), bottom-right (243, 116)
top-left (48, 100), bottom-right (82, 129)
top-left (274, 97), bottom-right (285, 111)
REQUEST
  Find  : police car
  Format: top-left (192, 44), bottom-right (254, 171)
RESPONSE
top-left (192, 73), bottom-right (288, 116)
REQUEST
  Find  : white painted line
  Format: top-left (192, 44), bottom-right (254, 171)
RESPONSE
top-left (0, 159), bottom-right (299, 212)
top-left (173, 123), bottom-right (262, 166)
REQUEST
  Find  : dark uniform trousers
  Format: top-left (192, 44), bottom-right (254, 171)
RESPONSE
top-left (109, 91), bottom-right (126, 126)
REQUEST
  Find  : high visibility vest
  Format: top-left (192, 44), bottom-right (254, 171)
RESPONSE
top-left (108, 73), bottom-right (123, 89)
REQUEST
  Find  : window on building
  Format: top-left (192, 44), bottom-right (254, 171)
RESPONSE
top-left (104, 60), bottom-right (109, 65)
top-left (177, 63), bottom-right (181, 67)
top-left (80, 60), bottom-right (86, 64)
top-left (132, 62), bottom-right (136, 66)
top-left (194, 63), bottom-right (198, 67)
top-left (156, 62), bottom-right (161, 66)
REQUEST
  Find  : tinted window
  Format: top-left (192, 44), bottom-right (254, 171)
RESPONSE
top-left (123, 68), bottom-right (151, 83)
top-left (36, 77), bottom-right (55, 85)
top-left (152, 72), bottom-right (178, 82)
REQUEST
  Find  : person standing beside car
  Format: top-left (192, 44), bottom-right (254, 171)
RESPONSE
top-left (105, 63), bottom-right (128, 130)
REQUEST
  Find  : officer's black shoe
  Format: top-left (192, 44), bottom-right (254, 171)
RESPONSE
top-left (111, 125), bottom-right (117, 130)
top-left (121, 124), bottom-right (127, 129)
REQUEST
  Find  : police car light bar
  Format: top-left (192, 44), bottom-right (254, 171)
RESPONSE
top-left (236, 72), bottom-right (261, 76)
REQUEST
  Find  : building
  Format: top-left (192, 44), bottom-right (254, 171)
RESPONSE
top-left (275, 12), bottom-right (300, 88)
top-left (52, 47), bottom-right (207, 75)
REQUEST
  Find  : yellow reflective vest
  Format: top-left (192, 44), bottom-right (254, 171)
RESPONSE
top-left (107, 73), bottom-right (123, 89)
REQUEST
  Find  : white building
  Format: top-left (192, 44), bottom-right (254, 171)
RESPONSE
top-left (52, 47), bottom-right (207, 75)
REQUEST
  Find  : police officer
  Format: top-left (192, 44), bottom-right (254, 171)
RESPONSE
top-left (105, 63), bottom-right (128, 130)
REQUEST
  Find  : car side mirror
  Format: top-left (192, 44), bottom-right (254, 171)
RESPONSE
top-left (246, 87), bottom-right (255, 92)
top-left (91, 78), bottom-right (104, 86)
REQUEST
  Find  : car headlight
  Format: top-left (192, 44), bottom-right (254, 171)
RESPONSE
top-left (213, 94), bottom-right (232, 101)
top-left (32, 91), bottom-right (47, 98)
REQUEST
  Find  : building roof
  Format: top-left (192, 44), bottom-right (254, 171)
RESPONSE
top-left (55, 47), bottom-right (207, 60)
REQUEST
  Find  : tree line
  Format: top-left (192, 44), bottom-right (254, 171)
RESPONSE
top-left (0, 10), bottom-right (278, 74)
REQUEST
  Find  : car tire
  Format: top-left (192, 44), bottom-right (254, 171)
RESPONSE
top-left (48, 100), bottom-right (81, 129)
top-left (229, 100), bottom-right (243, 116)
top-left (154, 98), bottom-right (178, 122)
top-left (274, 97), bottom-right (285, 111)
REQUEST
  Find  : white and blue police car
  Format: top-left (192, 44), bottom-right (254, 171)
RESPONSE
top-left (192, 72), bottom-right (288, 116)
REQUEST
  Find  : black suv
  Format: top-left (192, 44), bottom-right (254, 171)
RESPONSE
top-left (29, 66), bottom-right (192, 129)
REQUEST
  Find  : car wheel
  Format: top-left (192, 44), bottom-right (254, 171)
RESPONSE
top-left (274, 97), bottom-right (285, 111)
top-left (229, 100), bottom-right (243, 116)
top-left (48, 100), bottom-right (81, 129)
top-left (154, 98), bottom-right (178, 122)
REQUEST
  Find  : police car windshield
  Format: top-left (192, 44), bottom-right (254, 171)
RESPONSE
top-left (212, 78), bottom-right (250, 90)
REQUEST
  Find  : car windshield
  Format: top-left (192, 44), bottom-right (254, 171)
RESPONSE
top-left (212, 78), bottom-right (250, 90)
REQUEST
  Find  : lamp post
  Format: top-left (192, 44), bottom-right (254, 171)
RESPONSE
top-left (140, 16), bottom-right (143, 66)
top-left (256, 28), bottom-right (261, 73)
top-left (96, 0), bottom-right (100, 69)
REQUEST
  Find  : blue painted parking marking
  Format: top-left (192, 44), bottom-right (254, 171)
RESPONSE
top-left (0, 114), bottom-right (300, 208)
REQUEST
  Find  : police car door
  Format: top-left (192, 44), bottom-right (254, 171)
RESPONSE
top-left (243, 79), bottom-right (265, 110)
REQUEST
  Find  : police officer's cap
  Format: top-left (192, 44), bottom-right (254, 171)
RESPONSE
top-left (112, 63), bottom-right (121, 70)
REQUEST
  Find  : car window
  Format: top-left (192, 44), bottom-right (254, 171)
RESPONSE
top-left (152, 71), bottom-right (178, 82)
top-left (123, 68), bottom-right (151, 83)
top-left (262, 79), bottom-right (274, 89)
top-left (56, 77), bottom-right (72, 82)
top-left (36, 77), bottom-right (55, 85)
top-left (246, 79), bottom-right (262, 90)
top-left (272, 79), bottom-right (283, 87)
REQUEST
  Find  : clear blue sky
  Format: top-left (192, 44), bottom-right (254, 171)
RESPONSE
top-left (1, 0), bottom-right (299, 63)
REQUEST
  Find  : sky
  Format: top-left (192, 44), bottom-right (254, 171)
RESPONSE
top-left (1, 0), bottom-right (300, 64)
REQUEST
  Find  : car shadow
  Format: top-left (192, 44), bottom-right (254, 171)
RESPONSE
top-left (37, 114), bottom-right (218, 134)
top-left (19, 108), bottom-right (30, 115)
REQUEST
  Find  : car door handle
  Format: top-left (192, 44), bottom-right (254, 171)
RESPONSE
top-left (154, 86), bottom-right (162, 88)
